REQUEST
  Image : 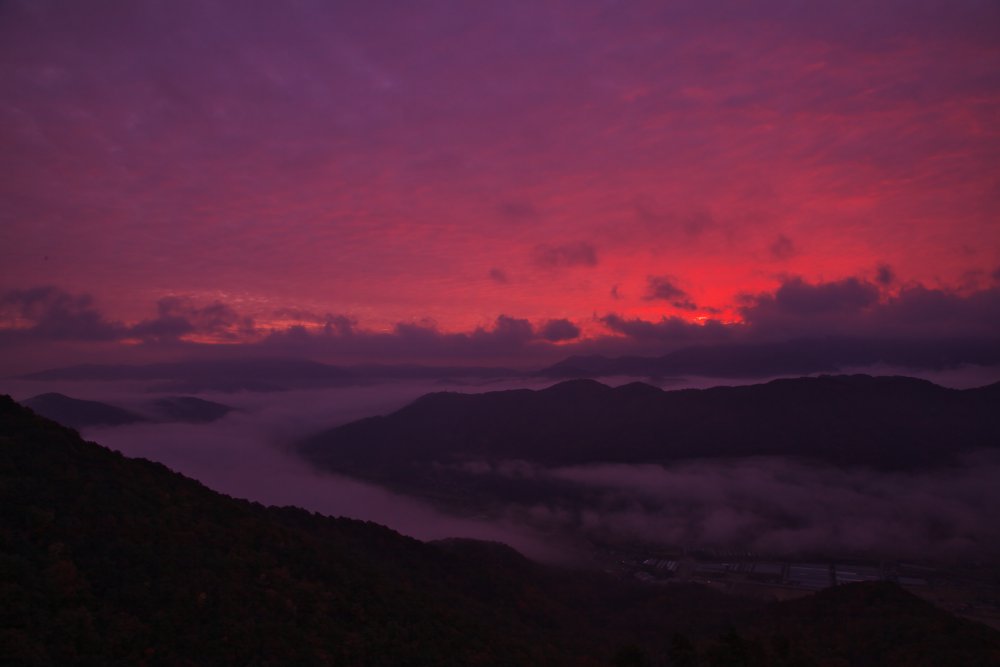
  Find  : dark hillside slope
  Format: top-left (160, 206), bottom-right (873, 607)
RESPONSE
top-left (0, 395), bottom-right (750, 665)
top-left (3, 396), bottom-right (999, 666)
top-left (147, 395), bottom-right (234, 423)
top-left (299, 375), bottom-right (1000, 490)
top-left (750, 582), bottom-right (1000, 667)
top-left (22, 392), bottom-right (149, 429)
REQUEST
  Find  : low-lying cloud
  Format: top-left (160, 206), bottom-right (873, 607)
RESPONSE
top-left (8, 377), bottom-right (1000, 564)
top-left (59, 383), bottom-right (575, 564)
top-left (469, 457), bottom-right (1000, 561)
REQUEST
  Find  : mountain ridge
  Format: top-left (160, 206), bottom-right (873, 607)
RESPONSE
top-left (3, 395), bottom-right (1000, 665)
top-left (20, 392), bottom-right (234, 429)
top-left (299, 374), bottom-right (1000, 477)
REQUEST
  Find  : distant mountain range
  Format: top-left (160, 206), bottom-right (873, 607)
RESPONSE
top-left (299, 374), bottom-right (1000, 480)
top-left (16, 336), bottom-right (1000, 392)
top-left (20, 358), bottom-right (521, 392)
top-left (3, 395), bottom-right (999, 665)
top-left (537, 338), bottom-right (1000, 379)
top-left (296, 375), bottom-right (1000, 542)
top-left (21, 392), bottom-right (233, 429)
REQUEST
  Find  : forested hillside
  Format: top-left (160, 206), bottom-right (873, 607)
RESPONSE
top-left (3, 395), bottom-right (999, 666)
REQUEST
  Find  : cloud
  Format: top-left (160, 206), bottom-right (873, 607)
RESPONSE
top-left (497, 201), bottom-right (537, 221)
top-left (738, 277), bottom-right (1000, 339)
top-left (633, 199), bottom-right (714, 238)
top-left (271, 309), bottom-right (357, 336)
top-left (644, 276), bottom-right (687, 302)
top-left (876, 263), bottom-right (895, 286)
top-left (532, 242), bottom-right (598, 269)
top-left (733, 276), bottom-right (880, 338)
top-left (259, 313), bottom-right (578, 365)
top-left (488, 268), bottom-right (509, 284)
top-left (0, 286), bottom-right (123, 341)
top-left (129, 296), bottom-right (257, 342)
top-left (460, 456), bottom-right (1000, 560)
top-left (76, 384), bottom-right (572, 563)
top-left (751, 276), bottom-right (880, 316)
top-left (641, 276), bottom-right (699, 311)
top-left (601, 313), bottom-right (731, 343)
top-left (873, 283), bottom-right (1000, 337)
top-left (539, 319), bottom-right (581, 342)
top-left (768, 234), bottom-right (797, 261)
top-left (3, 276), bottom-right (999, 378)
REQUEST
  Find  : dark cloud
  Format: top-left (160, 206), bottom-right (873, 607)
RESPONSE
top-left (876, 263), bottom-right (895, 286)
top-left (737, 277), bottom-right (1000, 340)
top-left (485, 315), bottom-right (534, 343)
top-left (738, 277), bottom-right (881, 337)
top-left (128, 313), bottom-right (196, 342)
top-left (643, 276), bottom-right (697, 310)
top-left (272, 308), bottom-right (326, 323)
top-left (769, 234), bottom-right (797, 261)
top-left (0, 286), bottom-right (122, 341)
top-left (532, 242), bottom-right (598, 269)
top-left (130, 296), bottom-right (257, 342)
top-left (633, 198), bottom-right (713, 238)
top-left (321, 314), bottom-right (357, 337)
top-left (681, 211), bottom-right (714, 237)
top-left (3, 278), bottom-right (999, 377)
top-left (874, 284), bottom-right (1000, 336)
top-left (488, 268), bottom-right (509, 284)
top-left (643, 276), bottom-right (687, 302)
top-left (497, 201), bottom-right (537, 221)
top-left (770, 276), bottom-right (880, 315)
top-left (601, 314), bottom-right (730, 343)
top-left (260, 314), bottom-right (565, 365)
top-left (539, 319), bottom-right (581, 342)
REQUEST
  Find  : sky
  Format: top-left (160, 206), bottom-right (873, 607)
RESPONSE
top-left (2, 0), bottom-right (999, 374)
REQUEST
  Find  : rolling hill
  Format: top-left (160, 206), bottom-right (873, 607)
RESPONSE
top-left (3, 395), bottom-right (1000, 665)
top-left (298, 374), bottom-right (1000, 484)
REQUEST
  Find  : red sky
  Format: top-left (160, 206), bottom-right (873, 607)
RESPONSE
top-left (1, 1), bottom-right (999, 371)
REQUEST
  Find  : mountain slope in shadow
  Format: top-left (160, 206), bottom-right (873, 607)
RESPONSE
top-left (147, 395), bottom-right (234, 423)
top-left (3, 395), bottom-right (999, 665)
top-left (538, 338), bottom-right (1000, 379)
top-left (21, 392), bottom-right (234, 429)
top-left (0, 395), bottom-right (747, 665)
top-left (22, 393), bottom-right (150, 429)
top-left (299, 375), bottom-right (1000, 486)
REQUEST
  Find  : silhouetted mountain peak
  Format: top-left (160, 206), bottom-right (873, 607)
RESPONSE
top-left (149, 396), bottom-right (234, 423)
top-left (538, 338), bottom-right (1000, 379)
top-left (613, 381), bottom-right (664, 397)
top-left (22, 392), bottom-right (149, 428)
top-left (539, 378), bottom-right (613, 396)
top-left (4, 395), bottom-right (999, 665)
top-left (299, 375), bottom-right (1000, 481)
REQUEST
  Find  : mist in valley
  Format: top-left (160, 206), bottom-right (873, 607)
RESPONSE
top-left (5, 372), bottom-right (1000, 565)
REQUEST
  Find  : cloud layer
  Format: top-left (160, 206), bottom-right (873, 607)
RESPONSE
top-left (2, 0), bottom-right (997, 338)
top-left (40, 379), bottom-right (1000, 563)
top-left (446, 456), bottom-right (1000, 560)
top-left (2, 272), bottom-right (1000, 376)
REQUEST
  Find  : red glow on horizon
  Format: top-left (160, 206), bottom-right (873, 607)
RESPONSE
top-left (0, 1), bottom-right (997, 358)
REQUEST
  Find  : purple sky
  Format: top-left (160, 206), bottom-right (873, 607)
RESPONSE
top-left (2, 1), bottom-right (999, 373)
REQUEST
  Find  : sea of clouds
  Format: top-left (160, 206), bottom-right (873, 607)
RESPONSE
top-left (5, 371), bottom-right (999, 564)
